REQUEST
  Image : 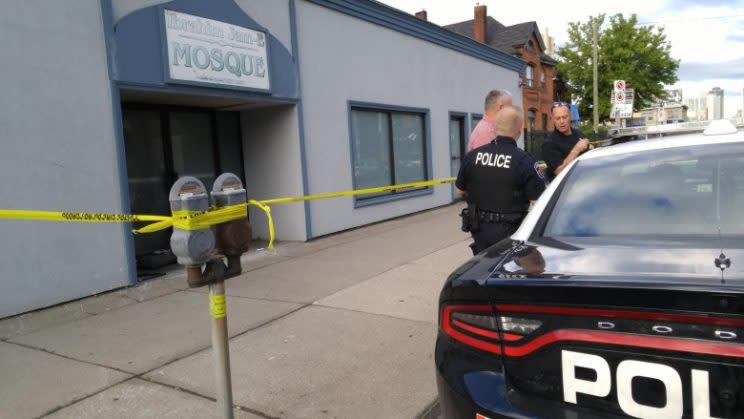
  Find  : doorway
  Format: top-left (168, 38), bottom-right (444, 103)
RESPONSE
top-left (122, 105), bottom-right (245, 269)
top-left (449, 114), bottom-right (466, 200)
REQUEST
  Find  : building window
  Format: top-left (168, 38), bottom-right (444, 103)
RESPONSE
top-left (540, 68), bottom-right (546, 90)
top-left (542, 113), bottom-right (548, 131)
top-left (351, 106), bottom-right (428, 202)
top-left (525, 65), bottom-right (534, 88)
top-left (528, 109), bottom-right (536, 132)
top-left (471, 114), bottom-right (482, 132)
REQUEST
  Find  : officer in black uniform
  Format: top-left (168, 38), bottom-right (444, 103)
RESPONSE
top-left (542, 102), bottom-right (590, 182)
top-left (456, 105), bottom-right (546, 255)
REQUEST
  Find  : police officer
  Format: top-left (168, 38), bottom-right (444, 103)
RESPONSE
top-left (456, 105), bottom-right (546, 254)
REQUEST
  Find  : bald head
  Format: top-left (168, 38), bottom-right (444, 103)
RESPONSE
top-left (495, 105), bottom-right (524, 138)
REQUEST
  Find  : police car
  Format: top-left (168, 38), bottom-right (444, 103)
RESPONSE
top-left (435, 120), bottom-right (744, 418)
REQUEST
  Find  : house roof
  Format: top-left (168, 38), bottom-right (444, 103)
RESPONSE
top-left (444, 17), bottom-right (557, 65)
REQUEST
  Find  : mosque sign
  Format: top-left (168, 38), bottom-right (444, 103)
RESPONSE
top-left (163, 9), bottom-right (271, 91)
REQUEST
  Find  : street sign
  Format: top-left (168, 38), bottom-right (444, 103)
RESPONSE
top-left (610, 85), bottom-right (634, 119)
top-left (612, 103), bottom-right (633, 118)
top-left (610, 88), bottom-right (634, 104)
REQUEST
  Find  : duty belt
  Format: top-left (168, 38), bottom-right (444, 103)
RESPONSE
top-left (479, 211), bottom-right (524, 223)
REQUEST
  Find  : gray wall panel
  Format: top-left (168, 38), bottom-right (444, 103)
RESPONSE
top-left (111, 0), bottom-right (165, 22)
top-left (234, 0), bottom-right (292, 54)
top-left (241, 106), bottom-right (307, 242)
top-left (0, 0), bottom-right (128, 317)
top-left (295, 1), bottom-right (521, 237)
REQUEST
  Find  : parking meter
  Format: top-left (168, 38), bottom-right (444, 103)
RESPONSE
top-left (169, 177), bottom-right (215, 267)
top-left (211, 173), bottom-right (252, 278)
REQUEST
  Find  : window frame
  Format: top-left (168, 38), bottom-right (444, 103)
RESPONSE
top-left (347, 101), bottom-right (433, 208)
top-left (470, 112), bottom-right (483, 134)
top-left (525, 65), bottom-right (534, 88)
top-left (449, 111), bottom-right (468, 164)
top-left (540, 66), bottom-right (546, 90)
top-left (527, 108), bottom-right (537, 132)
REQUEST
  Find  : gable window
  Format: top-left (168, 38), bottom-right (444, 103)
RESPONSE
top-left (350, 105), bottom-right (429, 203)
top-left (525, 65), bottom-right (534, 88)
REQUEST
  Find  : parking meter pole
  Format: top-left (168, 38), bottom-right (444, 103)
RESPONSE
top-left (209, 279), bottom-right (234, 419)
top-left (170, 174), bottom-right (246, 419)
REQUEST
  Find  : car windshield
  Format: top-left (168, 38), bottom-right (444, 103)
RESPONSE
top-left (543, 142), bottom-right (744, 239)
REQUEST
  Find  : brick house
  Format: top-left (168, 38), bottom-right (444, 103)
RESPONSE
top-left (443, 4), bottom-right (561, 133)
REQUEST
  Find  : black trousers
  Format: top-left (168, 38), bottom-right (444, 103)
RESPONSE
top-left (469, 222), bottom-right (520, 255)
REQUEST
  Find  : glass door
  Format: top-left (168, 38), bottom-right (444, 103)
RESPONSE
top-left (122, 105), bottom-right (245, 270)
top-left (169, 111), bottom-right (216, 188)
top-left (122, 109), bottom-right (171, 256)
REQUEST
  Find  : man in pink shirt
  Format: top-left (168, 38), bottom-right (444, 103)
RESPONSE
top-left (467, 89), bottom-right (513, 151)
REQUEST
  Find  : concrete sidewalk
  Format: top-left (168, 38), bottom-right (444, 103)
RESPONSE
top-left (0, 203), bottom-right (469, 419)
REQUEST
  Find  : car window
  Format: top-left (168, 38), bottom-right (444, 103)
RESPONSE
top-left (543, 143), bottom-right (744, 238)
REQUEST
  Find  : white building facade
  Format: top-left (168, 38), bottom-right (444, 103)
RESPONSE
top-left (707, 87), bottom-right (724, 120)
top-left (0, 0), bottom-right (524, 317)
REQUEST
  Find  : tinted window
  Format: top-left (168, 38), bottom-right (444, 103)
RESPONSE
top-left (544, 143), bottom-right (744, 237)
top-left (350, 107), bottom-right (428, 200)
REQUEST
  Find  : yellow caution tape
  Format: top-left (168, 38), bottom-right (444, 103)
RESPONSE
top-left (0, 209), bottom-right (170, 225)
top-left (261, 177), bottom-right (456, 205)
top-left (0, 177), bottom-right (456, 252)
top-left (133, 205), bottom-right (249, 234)
top-left (248, 200), bottom-right (275, 250)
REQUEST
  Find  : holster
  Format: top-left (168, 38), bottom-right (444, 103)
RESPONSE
top-left (459, 207), bottom-right (471, 232)
top-left (466, 204), bottom-right (481, 232)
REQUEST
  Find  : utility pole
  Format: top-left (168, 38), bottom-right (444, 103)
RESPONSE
top-left (592, 17), bottom-right (599, 138)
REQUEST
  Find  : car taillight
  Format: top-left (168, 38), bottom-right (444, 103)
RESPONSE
top-left (440, 305), bottom-right (501, 354)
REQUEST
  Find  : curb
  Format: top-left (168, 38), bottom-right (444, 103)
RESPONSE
top-left (416, 398), bottom-right (441, 419)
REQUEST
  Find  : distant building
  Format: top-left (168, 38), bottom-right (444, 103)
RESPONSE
top-left (664, 89), bottom-right (683, 104)
top-left (684, 93), bottom-right (708, 121)
top-left (542, 28), bottom-right (556, 56)
top-left (707, 87), bottom-right (724, 120)
top-left (633, 104), bottom-right (688, 125)
top-left (444, 4), bottom-right (560, 133)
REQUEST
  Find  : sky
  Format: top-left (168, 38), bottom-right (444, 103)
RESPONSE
top-left (376, 0), bottom-right (744, 117)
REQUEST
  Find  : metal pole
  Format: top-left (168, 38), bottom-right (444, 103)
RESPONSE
top-left (592, 17), bottom-right (599, 138)
top-left (209, 280), bottom-right (234, 419)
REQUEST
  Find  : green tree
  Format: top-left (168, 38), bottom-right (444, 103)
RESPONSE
top-left (556, 14), bottom-right (679, 123)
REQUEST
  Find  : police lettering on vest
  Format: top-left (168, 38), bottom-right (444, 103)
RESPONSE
top-left (475, 152), bottom-right (512, 168)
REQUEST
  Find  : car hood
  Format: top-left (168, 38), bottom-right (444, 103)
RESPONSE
top-left (450, 238), bottom-right (744, 286)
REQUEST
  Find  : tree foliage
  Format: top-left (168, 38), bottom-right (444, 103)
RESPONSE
top-left (556, 14), bottom-right (679, 122)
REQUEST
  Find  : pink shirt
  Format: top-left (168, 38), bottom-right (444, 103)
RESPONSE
top-left (467, 116), bottom-right (497, 151)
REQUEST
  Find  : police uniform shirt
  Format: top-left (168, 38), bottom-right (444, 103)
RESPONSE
top-left (456, 136), bottom-right (546, 213)
top-left (542, 128), bottom-right (586, 181)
